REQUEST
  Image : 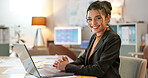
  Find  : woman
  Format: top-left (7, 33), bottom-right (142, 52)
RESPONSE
top-left (53, 1), bottom-right (121, 78)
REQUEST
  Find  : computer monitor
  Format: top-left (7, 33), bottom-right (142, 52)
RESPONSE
top-left (54, 27), bottom-right (81, 45)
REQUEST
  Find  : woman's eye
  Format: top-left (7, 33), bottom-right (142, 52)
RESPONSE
top-left (96, 18), bottom-right (101, 20)
top-left (87, 19), bottom-right (92, 22)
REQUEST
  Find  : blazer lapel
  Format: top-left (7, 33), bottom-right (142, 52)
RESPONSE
top-left (85, 36), bottom-right (96, 65)
top-left (89, 29), bottom-right (110, 61)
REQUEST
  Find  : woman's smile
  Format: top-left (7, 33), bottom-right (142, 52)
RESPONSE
top-left (91, 25), bottom-right (100, 29)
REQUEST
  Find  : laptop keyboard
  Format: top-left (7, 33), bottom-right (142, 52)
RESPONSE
top-left (42, 66), bottom-right (60, 73)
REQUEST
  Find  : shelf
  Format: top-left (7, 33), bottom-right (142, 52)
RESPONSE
top-left (110, 23), bottom-right (147, 56)
top-left (0, 27), bottom-right (9, 56)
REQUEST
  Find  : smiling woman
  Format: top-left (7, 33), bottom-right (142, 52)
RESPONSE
top-left (52, 1), bottom-right (121, 78)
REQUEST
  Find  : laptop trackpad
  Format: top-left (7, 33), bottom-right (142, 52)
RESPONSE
top-left (38, 69), bottom-right (74, 77)
top-left (38, 69), bottom-right (55, 76)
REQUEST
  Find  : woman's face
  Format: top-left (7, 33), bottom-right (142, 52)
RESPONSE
top-left (87, 9), bottom-right (109, 35)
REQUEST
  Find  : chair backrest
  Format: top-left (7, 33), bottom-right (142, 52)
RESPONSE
top-left (28, 48), bottom-right (49, 56)
top-left (119, 56), bottom-right (147, 78)
top-left (143, 46), bottom-right (148, 68)
top-left (48, 43), bottom-right (77, 60)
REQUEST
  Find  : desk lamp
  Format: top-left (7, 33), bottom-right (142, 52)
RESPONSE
top-left (32, 17), bottom-right (46, 48)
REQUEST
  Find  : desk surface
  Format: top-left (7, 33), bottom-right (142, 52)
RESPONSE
top-left (0, 56), bottom-right (96, 78)
top-left (128, 52), bottom-right (144, 58)
top-left (128, 52), bottom-right (144, 56)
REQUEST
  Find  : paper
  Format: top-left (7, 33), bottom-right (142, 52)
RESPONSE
top-left (0, 58), bottom-right (23, 67)
top-left (0, 27), bottom-right (9, 44)
top-left (2, 67), bottom-right (26, 74)
top-left (131, 26), bottom-right (136, 44)
top-left (145, 34), bottom-right (148, 46)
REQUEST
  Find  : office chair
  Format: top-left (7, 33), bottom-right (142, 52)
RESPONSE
top-left (143, 46), bottom-right (148, 78)
top-left (48, 43), bottom-right (77, 60)
top-left (28, 48), bottom-right (49, 56)
top-left (144, 46), bottom-right (148, 68)
top-left (119, 56), bottom-right (147, 78)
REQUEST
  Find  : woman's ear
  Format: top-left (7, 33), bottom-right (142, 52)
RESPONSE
top-left (106, 14), bottom-right (110, 22)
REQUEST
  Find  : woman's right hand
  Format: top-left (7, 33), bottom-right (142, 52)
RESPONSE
top-left (52, 56), bottom-right (69, 71)
top-left (53, 58), bottom-right (62, 67)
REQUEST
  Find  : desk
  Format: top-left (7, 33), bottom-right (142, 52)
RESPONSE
top-left (128, 52), bottom-right (144, 58)
top-left (0, 56), bottom-right (96, 78)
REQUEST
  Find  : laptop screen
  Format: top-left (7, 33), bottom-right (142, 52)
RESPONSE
top-left (80, 40), bottom-right (89, 49)
top-left (13, 44), bottom-right (40, 77)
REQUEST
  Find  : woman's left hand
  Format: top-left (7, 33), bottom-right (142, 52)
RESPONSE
top-left (53, 56), bottom-right (69, 71)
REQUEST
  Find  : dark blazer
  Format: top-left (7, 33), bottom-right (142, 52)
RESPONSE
top-left (65, 27), bottom-right (121, 78)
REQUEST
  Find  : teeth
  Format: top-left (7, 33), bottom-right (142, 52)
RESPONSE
top-left (93, 26), bottom-right (98, 28)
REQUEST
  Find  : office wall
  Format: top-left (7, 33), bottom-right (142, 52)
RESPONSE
top-left (53, 0), bottom-right (93, 40)
top-left (0, 0), bottom-right (52, 48)
top-left (0, 0), bottom-right (148, 48)
top-left (53, 0), bottom-right (148, 24)
top-left (53, 0), bottom-right (148, 40)
top-left (49, 0), bottom-right (69, 40)
top-left (53, 0), bottom-right (69, 26)
top-left (124, 0), bottom-right (148, 23)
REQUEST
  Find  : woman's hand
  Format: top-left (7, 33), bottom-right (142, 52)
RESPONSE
top-left (53, 56), bottom-right (69, 71)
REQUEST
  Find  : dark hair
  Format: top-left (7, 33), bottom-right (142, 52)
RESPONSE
top-left (86, 1), bottom-right (112, 18)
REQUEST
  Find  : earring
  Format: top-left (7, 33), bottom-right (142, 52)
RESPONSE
top-left (106, 24), bottom-right (109, 27)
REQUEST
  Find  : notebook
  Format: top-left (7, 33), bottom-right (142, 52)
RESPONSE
top-left (13, 44), bottom-right (74, 78)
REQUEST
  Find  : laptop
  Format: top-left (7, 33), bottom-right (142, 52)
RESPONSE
top-left (13, 44), bottom-right (74, 78)
top-left (80, 40), bottom-right (89, 49)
